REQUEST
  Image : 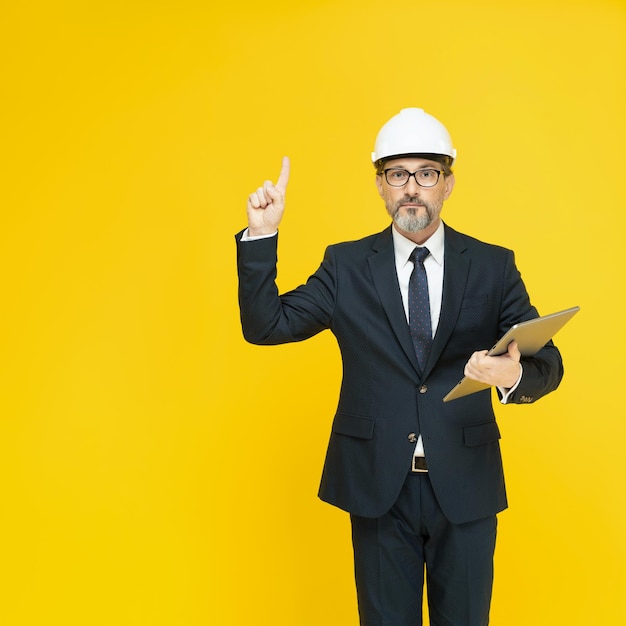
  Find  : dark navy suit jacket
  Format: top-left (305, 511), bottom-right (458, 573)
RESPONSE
top-left (236, 223), bottom-right (563, 524)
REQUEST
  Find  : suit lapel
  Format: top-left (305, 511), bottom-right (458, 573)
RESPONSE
top-left (367, 227), bottom-right (421, 374)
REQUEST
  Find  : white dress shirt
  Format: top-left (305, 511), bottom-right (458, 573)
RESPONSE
top-left (392, 223), bottom-right (443, 457)
top-left (392, 222), bottom-right (445, 335)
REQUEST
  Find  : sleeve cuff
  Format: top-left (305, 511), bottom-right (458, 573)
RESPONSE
top-left (240, 228), bottom-right (278, 241)
top-left (499, 363), bottom-right (523, 404)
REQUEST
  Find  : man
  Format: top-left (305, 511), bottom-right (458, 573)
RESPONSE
top-left (235, 108), bottom-right (563, 625)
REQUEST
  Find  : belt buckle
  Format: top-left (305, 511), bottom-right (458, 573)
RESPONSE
top-left (412, 456), bottom-right (428, 473)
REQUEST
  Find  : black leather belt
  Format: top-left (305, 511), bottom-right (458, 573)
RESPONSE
top-left (412, 456), bottom-right (428, 473)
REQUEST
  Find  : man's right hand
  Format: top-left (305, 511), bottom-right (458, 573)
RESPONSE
top-left (246, 156), bottom-right (290, 237)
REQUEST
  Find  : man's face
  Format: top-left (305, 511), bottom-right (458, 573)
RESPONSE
top-left (375, 156), bottom-right (455, 240)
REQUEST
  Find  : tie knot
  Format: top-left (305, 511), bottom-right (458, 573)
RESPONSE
top-left (411, 247), bottom-right (430, 266)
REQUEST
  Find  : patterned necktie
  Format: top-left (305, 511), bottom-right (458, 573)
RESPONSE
top-left (408, 247), bottom-right (432, 371)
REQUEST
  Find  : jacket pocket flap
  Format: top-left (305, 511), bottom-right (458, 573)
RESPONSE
top-left (463, 421), bottom-right (501, 446)
top-left (461, 294), bottom-right (488, 309)
top-left (332, 412), bottom-right (375, 440)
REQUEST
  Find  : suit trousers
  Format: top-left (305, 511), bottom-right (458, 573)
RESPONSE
top-left (350, 472), bottom-right (497, 626)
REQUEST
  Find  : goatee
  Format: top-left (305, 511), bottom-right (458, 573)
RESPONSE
top-left (392, 201), bottom-right (433, 233)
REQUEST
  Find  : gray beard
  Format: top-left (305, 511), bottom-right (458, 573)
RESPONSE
top-left (392, 207), bottom-right (433, 233)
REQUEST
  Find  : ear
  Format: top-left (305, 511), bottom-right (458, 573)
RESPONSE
top-left (443, 173), bottom-right (455, 200)
top-left (375, 174), bottom-right (384, 198)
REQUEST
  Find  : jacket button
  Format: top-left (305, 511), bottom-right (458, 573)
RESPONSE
top-left (419, 384), bottom-right (428, 394)
top-left (408, 432), bottom-right (417, 443)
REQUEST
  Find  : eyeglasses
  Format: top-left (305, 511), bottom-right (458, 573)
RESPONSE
top-left (383, 168), bottom-right (444, 188)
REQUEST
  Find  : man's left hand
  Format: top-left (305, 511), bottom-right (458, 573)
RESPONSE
top-left (464, 341), bottom-right (521, 389)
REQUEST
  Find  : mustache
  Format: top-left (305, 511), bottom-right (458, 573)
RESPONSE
top-left (394, 196), bottom-right (427, 211)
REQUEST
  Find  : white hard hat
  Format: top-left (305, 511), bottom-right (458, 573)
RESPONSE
top-left (371, 108), bottom-right (457, 165)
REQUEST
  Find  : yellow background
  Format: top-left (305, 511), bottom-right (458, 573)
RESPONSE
top-left (1, 1), bottom-right (625, 624)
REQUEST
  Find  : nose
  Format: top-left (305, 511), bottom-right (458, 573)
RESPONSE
top-left (405, 174), bottom-right (421, 194)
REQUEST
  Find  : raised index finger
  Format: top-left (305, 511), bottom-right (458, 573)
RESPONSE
top-left (276, 156), bottom-right (290, 192)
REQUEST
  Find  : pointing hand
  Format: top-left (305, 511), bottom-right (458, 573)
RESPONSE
top-left (247, 156), bottom-right (290, 236)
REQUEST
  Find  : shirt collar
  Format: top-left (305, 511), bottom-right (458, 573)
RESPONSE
top-left (392, 220), bottom-right (445, 268)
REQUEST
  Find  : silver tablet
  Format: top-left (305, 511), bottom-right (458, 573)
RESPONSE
top-left (442, 306), bottom-right (580, 402)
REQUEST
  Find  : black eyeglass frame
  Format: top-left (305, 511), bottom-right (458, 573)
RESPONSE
top-left (383, 168), bottom-right (444, 188)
